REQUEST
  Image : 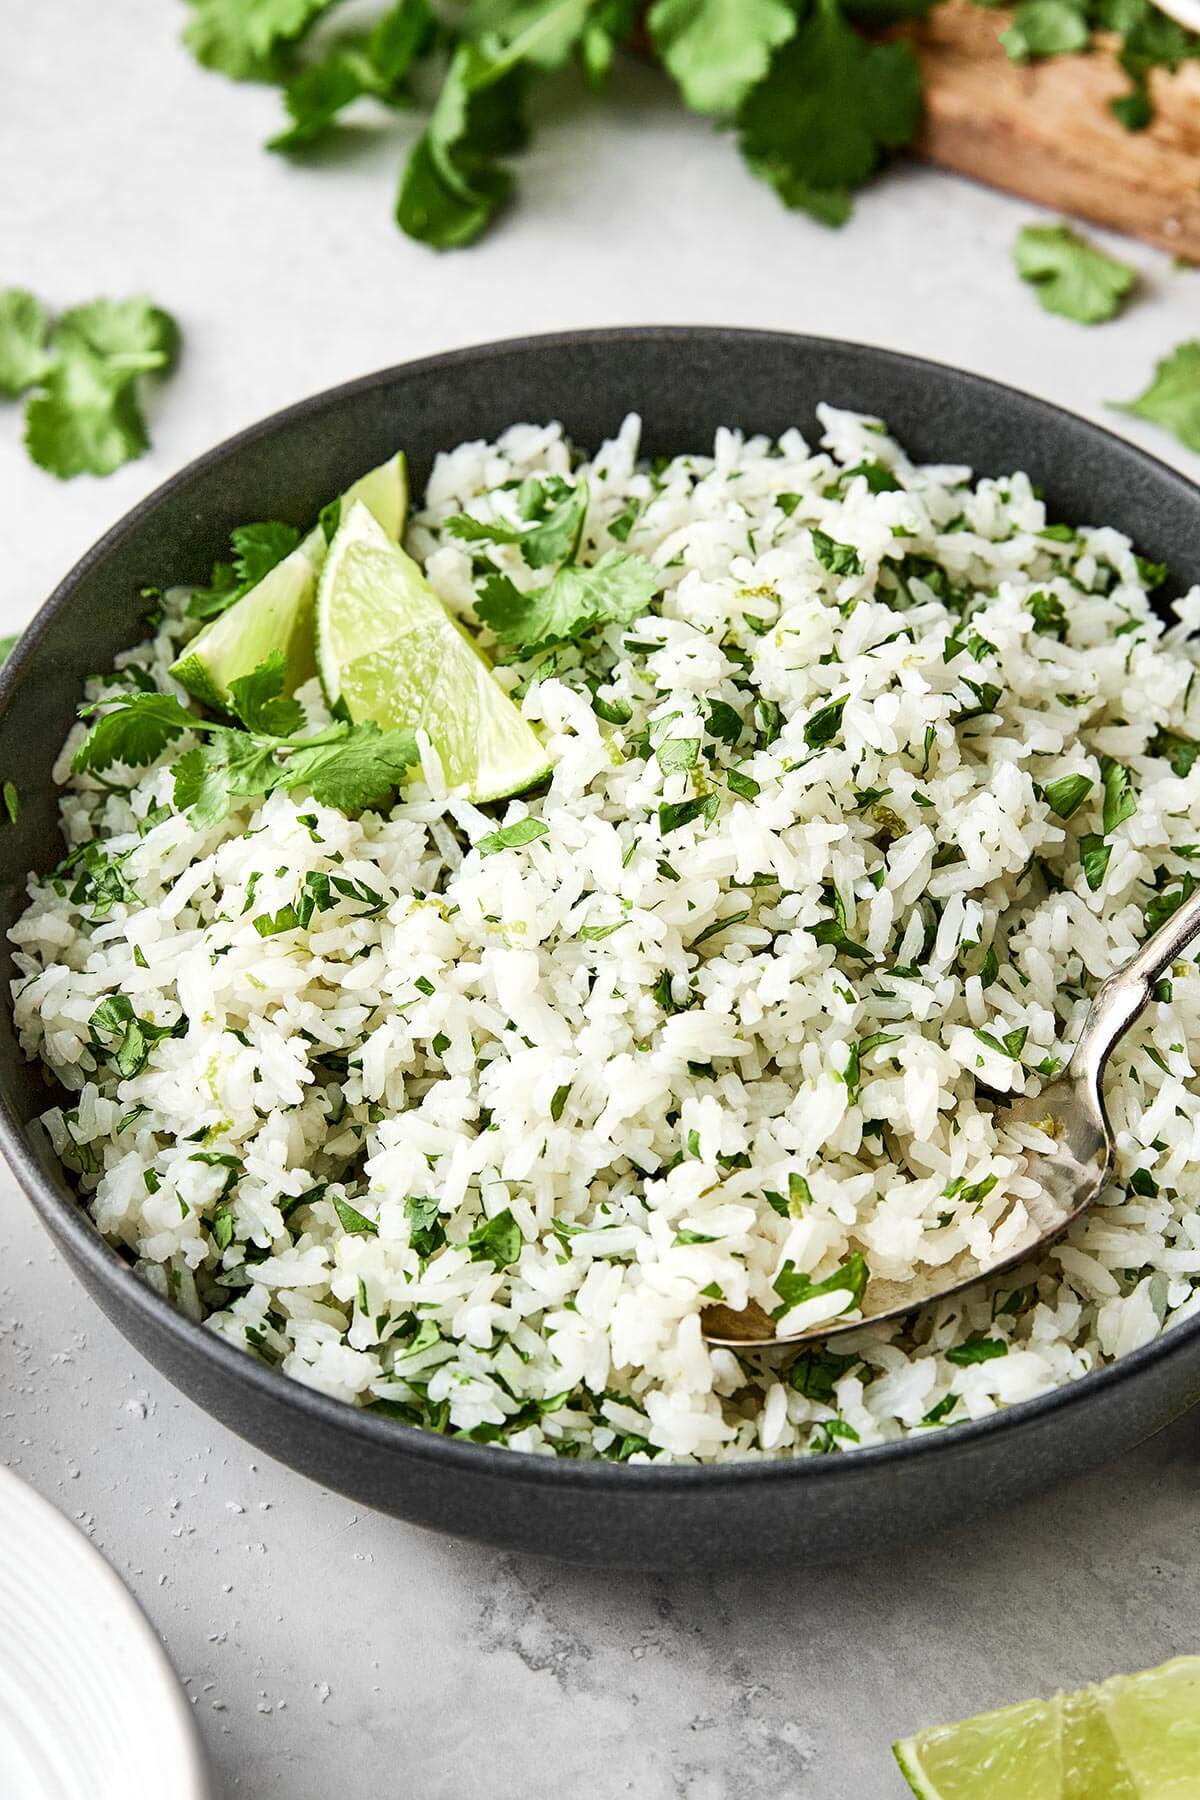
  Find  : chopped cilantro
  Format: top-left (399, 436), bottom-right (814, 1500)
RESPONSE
top-left (468, 1206), bottom-right (522, 1268)
top-left (1149, 726), bottom-right (1200, 777)
top-left (1042, 772), bottom-right (1093, 819)
top-left (809, 527), bottom-right (863, 576)
top-left (333, 1195), bottom-right (379, 1235)
top-left (945, 1335), bottom-right (1009, 1366)
top-left (786, 1342), bottom-right (857, 1403)
top-left (773, 1249), bottom-right (868, 1318)
top-left (1100, 756), bottom-right (1136, 833)
top-left (1080, 833), bottom-right (1112, 891)
top-left (475, 817), bottom-right (549, 855)
top-left (804, 694), bottom-right (848, 749)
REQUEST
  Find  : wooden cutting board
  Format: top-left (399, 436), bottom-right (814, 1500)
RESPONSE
top-left (910, 0), bottom-right (1200, 259)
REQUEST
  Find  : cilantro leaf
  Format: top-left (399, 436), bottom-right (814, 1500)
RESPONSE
top-left (72, 691), bottom-right (195, 774)
top-left (738, 5), bottom-right (921, 227)
top-left (231, 521), bottom-right (302, 588)
top-left (396, 43), bottom-right (529, 249)
top-left (448, 475), bottom-right (589, 568)
top-left (187, 520), bottom-right (299, 620)
top-left (0, 289), bottom-right (52, 397)
top-left (284, 724), bottom-right (419, 811)
top-left (269, 0), bottom-right (433, 150)
top-left (270, 52), bottom-right (370, 148)
top-left (227, 651), bottom-right (307, 737)
top-left (1014, 224), bottom-right (1136, 324)
top-left (476, 551), bottom-right (659, 657)
top-left (182, 0), bottom-right (339, 80)
top-left (1116, 340), bottom-right (1200, 453)
top-left (172, 735), bottom-right (279, 829)
top-left (89, 993), bottom-right (180, 1079)
top-left (24, 298), bottom-right (179, 480)
top-left (1000, 0), bottom-right (1090, 60)
top-left (649, 0), bottom-right (798, 115)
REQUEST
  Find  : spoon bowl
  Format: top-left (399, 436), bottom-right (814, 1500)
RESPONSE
top-left (703, 887), bottom-right (1200, 1349)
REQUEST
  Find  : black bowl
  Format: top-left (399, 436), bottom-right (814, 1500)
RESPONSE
top-left (4, 328), bottom-right (1200, 1571)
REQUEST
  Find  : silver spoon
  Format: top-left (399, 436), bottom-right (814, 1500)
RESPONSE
top-left (702, 881), bottom-right (1200, 1349)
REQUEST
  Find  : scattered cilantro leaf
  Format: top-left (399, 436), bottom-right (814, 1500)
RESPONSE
top-left (285, 724), bottom-right (419, 811)
top-left (269, 0), bottom-right (434, 149)
top-left (1116, 340), bottom-right (1200, 453)
top-left (804, 694), bottom-right (849, 749)
top-left (1014, 223), bottom-right (1136, 324)
top-left (1150, 727), bottom-right (1200, 777)
top-left (24, 298), bottom-right (179, 480)
top-left (785, 1343), bottom-right (857, 1403)
top-left (0, 289), bottom-right (52, 396)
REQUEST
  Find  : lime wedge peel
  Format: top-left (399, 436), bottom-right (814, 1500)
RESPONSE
top-left (170, 451), bottom-right (408, 708)
top-left (315, 500), bottom-right (550, 805)
top-left (894, 1656), bottom-right (1200, 1799)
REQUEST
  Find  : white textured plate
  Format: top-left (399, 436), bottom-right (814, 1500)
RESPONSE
top-left (0, 1464), bottom-right (212, 1799)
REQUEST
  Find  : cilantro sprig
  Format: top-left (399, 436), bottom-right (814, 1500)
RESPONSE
top-left (0, 290), bottom-right (179, 478)
top-left (179, 0), bottom-right (1196, 248)
top-left (450, 469), bottom-right (661, 659)
top-left (72, 651), bottom-right (417, 829)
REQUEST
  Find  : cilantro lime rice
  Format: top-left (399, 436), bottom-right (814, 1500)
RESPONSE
top-left (12, 407), bottom-right (1200, 1462)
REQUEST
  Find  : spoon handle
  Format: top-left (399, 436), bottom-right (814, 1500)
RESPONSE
top-left (1070, 881), bottom-right (1200, 1090)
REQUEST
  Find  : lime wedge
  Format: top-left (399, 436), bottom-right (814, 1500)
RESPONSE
top-left (170, 451), bottom-right (407, 708)
top-left (315, 501), bottom-right (550, 802)
top-left (894, 1657), bottom-right (1200, 1799)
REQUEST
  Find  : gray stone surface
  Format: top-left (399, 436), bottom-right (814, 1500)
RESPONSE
top-left (4, 5), bottom-right (1200, 1795)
